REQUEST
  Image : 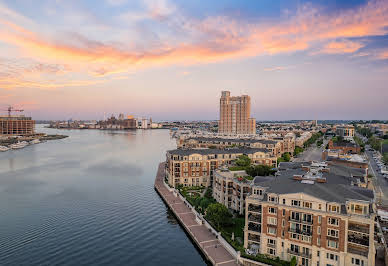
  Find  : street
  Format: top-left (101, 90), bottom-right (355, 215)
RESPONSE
top-left (293, 138), bottom-right (329, 162)
top-left (366, 149), bottom-right (388, 206)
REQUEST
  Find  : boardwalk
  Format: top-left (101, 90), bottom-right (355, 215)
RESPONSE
top-left (154, 163), bottom-right (239, 266)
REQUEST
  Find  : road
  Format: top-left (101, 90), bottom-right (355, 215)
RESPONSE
top-left (366, 149), bottom-right (388, 206)
top-left (293, 138), bottom-right (329, 162)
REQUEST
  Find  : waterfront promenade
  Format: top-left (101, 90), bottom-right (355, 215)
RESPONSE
top-left (154, 163), bottom-right (239, 266)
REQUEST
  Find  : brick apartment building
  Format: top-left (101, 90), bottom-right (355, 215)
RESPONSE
top-left (244, 162), bottom-right (375, 266)
top-left (328, 140), bottom-right (361, 154)
top-left (165, 148), bottom-right (276, 188)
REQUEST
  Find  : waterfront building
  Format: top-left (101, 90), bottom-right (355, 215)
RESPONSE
top-left (336, 125), bottom-right (355, 140)
top-left (218, 91), bottom-right (256, 135)
top-left (213, 168), bottom-right (253, 215)
top-left (0, 115), bottom-right (35, 136)
top-left (176, 136), bottom-right (295, 158)
top-left (244, 162), bottom-right (375, 266)
top-left (165, 148), bottom-right (275, 188)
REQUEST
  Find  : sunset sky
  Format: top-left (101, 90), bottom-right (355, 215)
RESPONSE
top-left (1, 0), bottom-right (388, 120)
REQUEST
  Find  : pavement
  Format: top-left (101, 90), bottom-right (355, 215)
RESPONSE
top-left (293, 138), bottom-right (328, 162)
top-left (366, 149), bottom-right (388, 206)
top-left (154, 163), bottom-right (239, 266)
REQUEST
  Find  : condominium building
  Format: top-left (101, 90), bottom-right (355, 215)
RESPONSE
top-left (336, 125), bottom-right (355, 140)
top-left (244, 162), bottom-right (375, 266)
top-left (213, 168), bottom-right (253, 215)
top-left (165, 148), bottom-right (276, 188)
top-left (218, 91), bottom-right (256, 135)
top-left (0, 115), bottom-right (35, 136)
top-left (176, 136), bottom-right (294, 158)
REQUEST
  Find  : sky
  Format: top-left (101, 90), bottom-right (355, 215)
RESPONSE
top-left (0, 0), bottom-right (388, 121)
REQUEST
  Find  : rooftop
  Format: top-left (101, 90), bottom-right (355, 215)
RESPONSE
top-left (167, 147), bottom-right (272, 156)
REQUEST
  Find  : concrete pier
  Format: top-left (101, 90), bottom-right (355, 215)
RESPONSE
top-left (154, 163), bottom-right (239, 266)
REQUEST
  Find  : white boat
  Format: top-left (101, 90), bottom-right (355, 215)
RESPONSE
top-left (0, 145), bottom-right (10, 152)
top-left (29, 139), bottom-right (40, 145)
top-left (10, 142), bottom-right (28, 149)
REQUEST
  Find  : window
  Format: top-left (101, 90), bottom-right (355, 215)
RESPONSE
top-left (282, 219), bottom-right (285, 227)
top-left (329, 205), bottom-right (339, 213)
top-left (318, 215), bottom-right (321, 224)
top-left (303, 202), bottom-right (312, 208)
top-left (292, 200), bottom-right (301, 207)
top-left (327, 240), bottom-right (338, 249)
top-left (268, 207), bottom-right (277, 214)
top-left (267, 227), bottom-right (276, 235)
top-left (268, 217), bottom-right (277, 225)
top-left (317, 226), bottom-right (321, 235)
top-left (267, 248), bottom-right (276, 256)
top-left (317, 237), bottom-right (320, 246)
top-left (327, 229), bottom-right (339, 238)
top-left (326, 253), bottom-right (338, 261)
top-left (318, 204), bottom-right (322, 210)
top-left (267, 239), bottom-right (276, 245)
top-left (317, 251), bottom-right (320, 257)
top-left (283, 199), bottom-right (286, 204)
top-left (352, 258), bottom-right (364, 266)
top-left (282, 209), bottom-right (285, 216)
top-left (328, 217), bottom-right (339, 226)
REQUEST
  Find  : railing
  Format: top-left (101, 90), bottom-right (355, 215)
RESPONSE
top-left (348, 246), bottom-right (369, 257)
top-left (248, 234), bottom-right (260, 242)
top-left (248, 214), bottom-right (261, 223)
top-left (248, 205), bottom-right (262, 213)
top-left (288, 228), bottom-right (313, 236)
top-left (248, 223), bottom-right (261, 233)
top-left (287, 248), bottom-right (312, 259)
top-left (348, 235), bottom-right (369, 247)
top-left (267, 242), bottom-right (276, 248)
top-left (289, 216), bottom-right (313, 225)
top-left (348, 224), bottom-right (369, 234)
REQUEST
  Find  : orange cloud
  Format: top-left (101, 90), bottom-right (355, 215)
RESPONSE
top-left (377, 50), bottom-right (388, 59)
top-left (0, 0), bottom-right (388, 90)
top-left (319, 40), bottom-right (365, 54)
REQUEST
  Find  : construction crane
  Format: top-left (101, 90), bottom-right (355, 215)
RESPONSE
top-left (1, 106), bottom-right (24, 117)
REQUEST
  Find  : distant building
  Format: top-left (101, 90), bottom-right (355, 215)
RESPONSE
top-left (328, 139), bottom-right (360, 154)
top-left (336, 125), bottom-right (355, 140)
top-left (0, 115), bottom-right (35, 136)
top-left (218, 91), bottom-right (256, 135)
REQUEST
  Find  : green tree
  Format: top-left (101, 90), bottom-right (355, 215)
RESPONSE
top-left (282, 152), bottom-right (291, 162)
top-left (206, 203), bottom-right (231, 229)
top-left (246, 165), bottom-right (275, 177)
top-left (235, 155), bottom-right (251, 167)
top-left (383, 153), bottom-right (388, 165)
top-left (290, 256), bottom-right (297, 266)
top-left (293, 146), bottom-right (304, 156)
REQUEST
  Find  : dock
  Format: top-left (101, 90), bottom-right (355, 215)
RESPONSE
top-left (154, 162), bottom-right (239, 266)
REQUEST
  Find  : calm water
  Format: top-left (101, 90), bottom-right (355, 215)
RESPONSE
top-left (0, 125), bottom-right (206, 266)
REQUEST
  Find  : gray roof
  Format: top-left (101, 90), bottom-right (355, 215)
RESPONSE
top-left (187, 137), bottom-right (278, 145)
top-left (382, 144), bottom-right (388, 154)
top-left (253, 164), bottom-right (374, 204)
top-left (167, 147), bottom-right (272, 156)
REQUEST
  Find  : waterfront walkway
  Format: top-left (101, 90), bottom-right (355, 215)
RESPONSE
top-left (154, 163), bottom-right (239, 266)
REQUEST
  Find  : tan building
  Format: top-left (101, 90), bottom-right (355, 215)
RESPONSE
top-left (0, 116), bottom-right (35, 136)
top-left (244, 162), bottom-right (375, 266)
top-left (213, 168), bottom-right (253, 215)
top-left (165, 148), bottom-right (276, 188)
top-left (218, 91), bottom-right (256, 135)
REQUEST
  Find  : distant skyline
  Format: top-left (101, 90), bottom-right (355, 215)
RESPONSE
top-left (1, 0), bottom-right (388, 120)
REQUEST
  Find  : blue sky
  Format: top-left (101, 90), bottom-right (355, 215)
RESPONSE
top-left (0, 0), bottom-right (388, 120)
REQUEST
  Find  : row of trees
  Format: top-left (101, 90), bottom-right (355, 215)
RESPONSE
top-left (232, 155), bottom-right (276, 176)
top-left (303, 132), bottom-right (323, 148)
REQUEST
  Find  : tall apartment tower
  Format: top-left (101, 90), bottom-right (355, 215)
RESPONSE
top-left (218, 91), bottom-right (256, 135)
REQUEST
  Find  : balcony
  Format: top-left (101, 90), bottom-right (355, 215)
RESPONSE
top-left (248, 204), bottom-right (262, 213)
top-left (289, 216), bottom-right (313, 225)
top-left (348, 245), bottom-right (369, 257)
top-left (248, 234), bottom-right (260, 243)
top-left (287, 248), bottom-right (312, 259)
top-left (348, 234), bottom-right (369, 247)
top-left (248, 222), bottom-right (261, 233)
top-left (348, 224), bottom-right (369, 234)
top-left (267, 242), bottom-right (276, 248)
top-left (248, 214), bottom-right (261, 223)
top-left (288, 228), bottom-right (312, 236)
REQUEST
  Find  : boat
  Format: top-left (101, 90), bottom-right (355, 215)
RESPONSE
top-left (29, 139), bottom-right (40, 145)
top-left (0, 146), bottom-right (10, 152)
top-left (10, 142), bottom-right (28, 149)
